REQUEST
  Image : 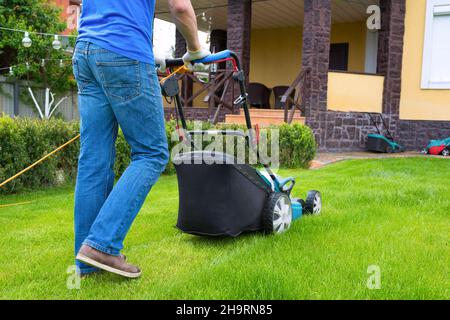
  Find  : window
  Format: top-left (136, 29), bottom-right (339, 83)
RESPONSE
top-left (329, 43), bottom-right (349, 71)
top-left (421, 0), bottom-right (450, 89)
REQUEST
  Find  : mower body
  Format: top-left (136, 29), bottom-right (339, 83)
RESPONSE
top-left (365, 113), bottom-right (404, 153)
top-left (173, 151), bottom-right (270, 237)
top-left (173, 152), bottom-right (307, 237)
top-left (423, 137), bottom-right (450, 156)
top-left (367, 133), bottom-right (403, 153)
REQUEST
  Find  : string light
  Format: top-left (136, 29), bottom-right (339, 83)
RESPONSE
top-left (59, 59), bottom-right (64, 68)
top-left (41, 59), bottom-right (46, 67)
top-left (0, 26), bottom-right (74, 50)
top-left (9, 67), bottom-right (13, 76)
top-left (22, 32), bottom-right (32, 48)
top-left (0, 26), bottom-right (76, 38)
top-left (26, 62), bottom-right (30, 70)
top-left (52, 35), bottom-right (61, 50)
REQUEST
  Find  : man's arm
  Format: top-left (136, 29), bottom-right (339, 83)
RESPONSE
top-left (168, 0), bottom-right (210, 63)
top-left (168, 0), bottom-right (201, 51)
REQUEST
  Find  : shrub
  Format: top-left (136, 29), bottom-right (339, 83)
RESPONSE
top-left (0, 116), bottom-right (80, 193)
top-left (278, 123), bottom-right (317, 168)
top-left (0, 116), bottom-right (316, 194)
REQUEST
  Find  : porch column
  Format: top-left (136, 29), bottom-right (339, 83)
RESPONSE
top-left (175, 29), bottom-right (193, 107)
top-left (210, 29), bottom-right (227, 53)
top-left (377, 0), bottom-right (406, 135)
top-left (301, 0), bottom-right (332, 145)
top-left (227, 0), bottom-right (252, 85)
top-left (210, 29), bottom-right (227, 70)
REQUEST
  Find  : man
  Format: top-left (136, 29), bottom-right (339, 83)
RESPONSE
top-left (73, 0), bottom-right (210, 278)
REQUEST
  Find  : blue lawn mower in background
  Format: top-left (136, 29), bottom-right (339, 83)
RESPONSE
top-left (366, 112), bottom-right (404, 153)
top-left (159, 50), bottom-right (322, 237)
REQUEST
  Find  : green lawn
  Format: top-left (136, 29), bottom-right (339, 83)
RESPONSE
top-left (0, 157), bottom-right (448, 300)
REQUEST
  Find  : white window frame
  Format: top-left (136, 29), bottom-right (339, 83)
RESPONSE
top-left (421, 0), bottom-right (450, 89)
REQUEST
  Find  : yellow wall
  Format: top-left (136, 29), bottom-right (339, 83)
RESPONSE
top-left (400, 0), bottom-right (450, 121)
top-left (249, 22), bottom-right (367, 89)
top-left (327, 72), bottom-right (384, 113)
top-left (249, 27), bottom-right (302, 88)
top-left (330, 22), bottom-right (367, 72)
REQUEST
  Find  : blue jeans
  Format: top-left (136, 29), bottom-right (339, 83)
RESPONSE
top-left (73, 41), bottom-right (169, 275)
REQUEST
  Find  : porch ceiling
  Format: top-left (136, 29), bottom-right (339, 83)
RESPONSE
top-left (155, 0), bottom-right (379, 31)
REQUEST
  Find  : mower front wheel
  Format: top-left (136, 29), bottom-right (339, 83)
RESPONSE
top-left (304, 190), bottom-right (322, 215)
top-left (263, 193), bottom-right (293, 234)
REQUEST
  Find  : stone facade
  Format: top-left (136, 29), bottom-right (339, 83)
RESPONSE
top-left (399, 120), bottom-right (450, 150)
top-left (301, 0), bottom-right (332, 148)
top-left (302, 0), bottom-right (410, 151)
top-left (319, 111), bottom-right (378, 151)
top-left (377, 0), bottom-right (406, 137)
top-left (210, 29), bottom-right (227, 53)
top-left (227, 0), bottom-right (252, 84)
top-left (210, 29), bottom-right (228, 70)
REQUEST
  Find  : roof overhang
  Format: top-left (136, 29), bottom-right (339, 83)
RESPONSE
top-left (155, 0), bottom-right (380, 31)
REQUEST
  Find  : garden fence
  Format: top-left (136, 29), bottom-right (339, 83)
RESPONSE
top-left (0, 76), bottom-right (78, 121)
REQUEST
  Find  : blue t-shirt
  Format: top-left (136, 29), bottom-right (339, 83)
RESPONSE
top-left (77, 0), bottom-right (155, 64)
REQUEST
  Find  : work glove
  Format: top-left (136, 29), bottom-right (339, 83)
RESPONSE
top-left (154, 55), bottom-right (167, 73)
top-left (182, 47), bottom-right (211, 71)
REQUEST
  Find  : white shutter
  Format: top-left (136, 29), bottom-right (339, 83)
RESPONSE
top-left (429, 14), bottom-right (450, 87)
top-left (421, 0), bottom-right (450, 89)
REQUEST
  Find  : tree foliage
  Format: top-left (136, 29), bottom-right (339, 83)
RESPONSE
top-left (0, 0), bottom-right (76, 93)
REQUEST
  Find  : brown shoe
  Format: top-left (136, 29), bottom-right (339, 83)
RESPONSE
top-left (76, 245), bottom-right (141, 278)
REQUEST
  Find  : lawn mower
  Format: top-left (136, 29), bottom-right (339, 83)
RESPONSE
top-left (366, 112), bottom-right (404, 153)
top-left (158, 50), bottom-right (322, 237)
top-left (422, 137), bottom-right (450, 156)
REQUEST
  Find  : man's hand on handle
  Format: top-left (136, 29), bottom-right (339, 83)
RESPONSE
top-left (154, 56), bottom-right (167, 73)
top-left (182, 47), bottom-right (211, 70)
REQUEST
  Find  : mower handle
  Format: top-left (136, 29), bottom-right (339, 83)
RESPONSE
top-left (278, 177), bottom-right (296, 195)
top-left (188, 130), bottom-right (246, 138)
top-left (164, 50), bottom-right (234, 68)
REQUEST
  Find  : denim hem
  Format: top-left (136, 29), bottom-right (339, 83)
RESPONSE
top-left (77, 266), bottom-right (100, 275)
top-left (83, 239), bottom-right (120, 256)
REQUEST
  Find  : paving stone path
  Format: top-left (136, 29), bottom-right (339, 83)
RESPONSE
top-left (309, 152), bottom-right (446, 169)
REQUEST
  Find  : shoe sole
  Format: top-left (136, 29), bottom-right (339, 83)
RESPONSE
top-left (76, 253), bottom-right (141, 279)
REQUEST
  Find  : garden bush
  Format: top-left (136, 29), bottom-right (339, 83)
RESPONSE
top-left (0, 116), bottom-right (316, 194)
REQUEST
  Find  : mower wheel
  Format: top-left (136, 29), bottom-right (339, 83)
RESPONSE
top-left (263, 193), bottom-right (292, 234)
top-left (386, 145), bottom-right (394, 153)
top-left (442, 149), bottom-right (449, 157)
top-left (304, 191), bottom-right (322, 215)
top-left (293, 198), bottom-right (306, 209)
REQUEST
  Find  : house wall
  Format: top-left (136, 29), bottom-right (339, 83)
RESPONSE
top-left (249, 22), bottom-right (367, 89)
top-left (52, 0), bottom-right (80, 34)
top-left (399, 0), bottom-right (450, 121)
top-left (327, 72), bottom-right (384, 113)
top-left (330, 22), bottom-right (367, 72)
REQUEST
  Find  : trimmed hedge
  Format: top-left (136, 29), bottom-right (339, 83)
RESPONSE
top-left (0, 116), bottom-right (316, 194)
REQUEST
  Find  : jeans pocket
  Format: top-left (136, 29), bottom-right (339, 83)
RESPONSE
top-left (96, 60), bottom-right (141, 103)
top-left (72, 59), bottom-right (90, 94)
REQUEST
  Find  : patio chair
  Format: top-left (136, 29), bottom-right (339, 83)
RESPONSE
top-left (248, 83), bottom-right (271, 109)
top-left (273, 86), bottom-right (295, 110)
